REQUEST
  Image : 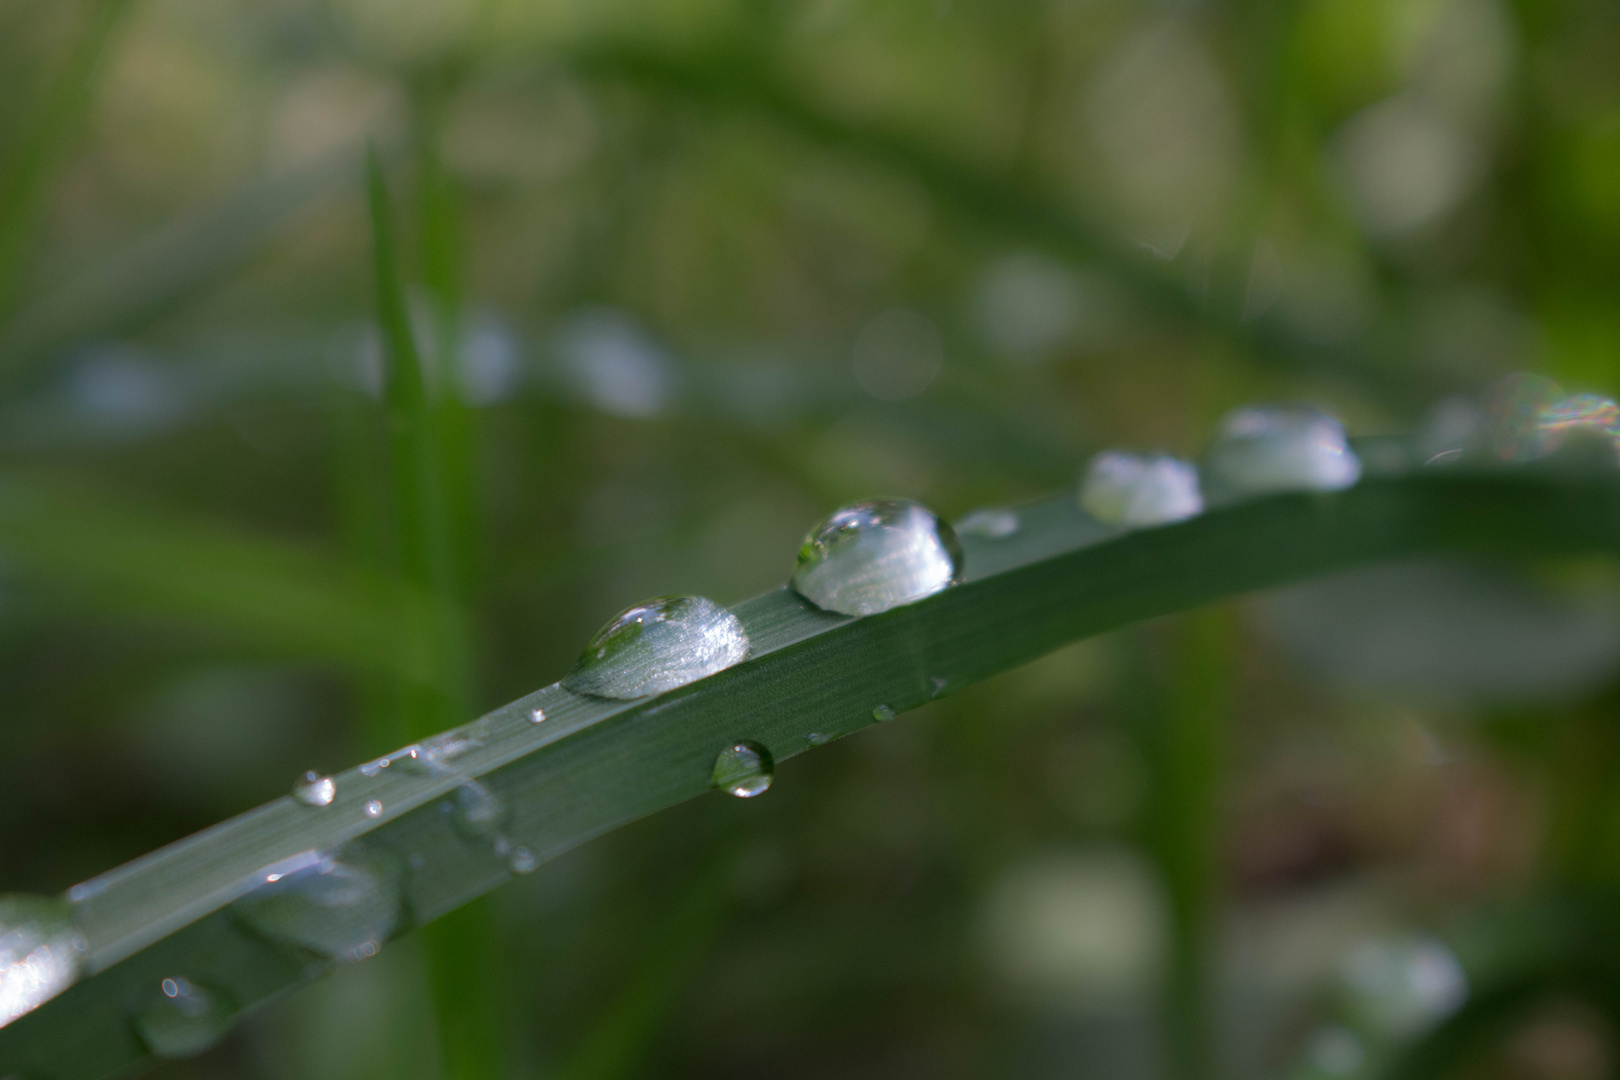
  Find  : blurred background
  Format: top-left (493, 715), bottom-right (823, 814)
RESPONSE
top-left (4, 0), bottom-right (1620, 1077)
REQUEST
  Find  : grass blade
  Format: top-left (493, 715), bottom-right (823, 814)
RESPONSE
top-left (4, 466), bottom-right (1620, 1076)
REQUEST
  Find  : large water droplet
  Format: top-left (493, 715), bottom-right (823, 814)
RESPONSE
top-left (711, 741), bottom-right (775, 798)
top-left (563, 595), bottom-right (750, 699)
top-left (445, 780), bottom-right (507, 841)
top-left (232, 847), bottom-right (403, 964)
top-left (132, 977), bottom-right (235, 1059)
top-left (790, 498), bottom-right (964, 616)
top-left (0, 895), bottom-right (85, 1028)
top-left (294, 771), bottom-right (336, 807)
top-left (1202, 406), bottom-right (1361, 498)
top-left (1079, 451), bottom-right (1203, 526)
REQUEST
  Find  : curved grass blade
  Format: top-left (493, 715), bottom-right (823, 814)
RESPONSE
top-left (4, 467), bottom-right (1620, 1076)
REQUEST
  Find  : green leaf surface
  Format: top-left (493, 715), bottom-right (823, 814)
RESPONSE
top-left (4, 466), bottom-right (1620, 1076)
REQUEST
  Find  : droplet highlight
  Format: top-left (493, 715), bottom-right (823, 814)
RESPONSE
top-left (563, 595), bottom-right (750, 700)
top-left (133, 976), bottom-right (235, 1059)
top-left (791, 498), bottom-right (964, 617)
top-left (872, 704), bottom-right (896, 722)
top-left (294, 771), bottom-right (336, 808)
top-left (1079, 451), bottom-right (1203, 526)
top-left (1202, 405), bottom-right (1361, 498)
top-left (363, 799), bottom-right (383, 818)
top-left (232, 846), bottom-right (403, 964)
top-left (956, 507), bottom-right (1020, 539)
top-left (0, 894), bottom-right (85, 1028)
top-left (711, 741), bottom-right (775, 798)
top-left (528, 707), bottom-right (546, 723)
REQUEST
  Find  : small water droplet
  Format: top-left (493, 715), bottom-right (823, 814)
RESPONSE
top-left (711, 741), bottom-right (775, 798)
top-left (232, 845), bottom-right (404, 964)
top-left (872, 704), bottom-right (896, 722)
top-left (956, 507), bottom-right (1020, 539)
top-left (563, 595), bottom-right (750, 700)
top-left (358, 758), bottom-right (386, 778)
top-left (1202, 406), bottom-right (1361, 498)
top-left (132, 976), bottom-right (235, 1058)
top-left (444, 780), bottom-right (507, 841)
top-left (294, 771), bottom-right (336, 808)
top-left (0, 895), bottom-right (85, 1028)
top-left (791, 498), bottom-right (964, 616)
top-left (363, 800), bottom-right (383, 818)
top-left (1079, 451), bottom-right (1203, 526)
top-left (806, 732), bottom-right (833, 747)
top-left (930, 676), bottom-right (949, 698)
top-left (528, 707), bottom-right (546, 723)
top-left (509, 847), bottom-right (538, 875)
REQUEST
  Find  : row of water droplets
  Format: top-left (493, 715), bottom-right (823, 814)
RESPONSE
top-left (2, 377), bottom-right (1600, 1046)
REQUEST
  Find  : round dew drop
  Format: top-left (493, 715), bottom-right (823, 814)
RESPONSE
top-left (791, 498), bottom-right (964, 616)
top-left (133, 976), bottom-right (235, 1059)
top-left (509, 847), bottom-right (539, 875)
top-left (0, 894), bottom-right (86, 1028)
top-left (294, 771), bottom-right (336, 808)
top-left (231, 846), bottom-right (404, 965)
top-left (711, 741), bottom-right (775, 798)
top-left (1201, 405), bottom-right (1361, 499)
top-left (1079, 451), bottom-right (1202, 526)
top-left (563, 595), bottom-right (750, 700)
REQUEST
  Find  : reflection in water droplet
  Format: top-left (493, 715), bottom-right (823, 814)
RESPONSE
top-left (0, 895), bottom-right (85, 1028)
top-left (711, 741), bottom-right (775, 798)
top-left (528, 707), bottom-right (546, 723)
top-left (232, 847), bottom-right (403, 964)
top-left (873, 704), bottom-right (896, 722)
top-left (363, 800), bottom-right (383, 818)
top-left (294, 771), bottom-right (336, 808)
top-left (563, 595), bottom-right (750, 700)
top-left (133, 976), bottom-right (235, 1059)
top-left (1080, 451), bottom-right (1203, 526)
top-left (445, 781), bottom-right (507, 841)
top-left (1202, 406), bottom-right (1361, 498)
top-left (791, 499), bottom-right (964, 617)
top-left (956, 508), bottom-right (1020, 539)
top-left (510, 847), bottom-right (538, 875)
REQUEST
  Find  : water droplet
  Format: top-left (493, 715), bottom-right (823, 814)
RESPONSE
top-left (528, 707), bottom-right (546, 723)
top-left (930, 676), bottom-right (949, 698)
top-left (363, 799), bottom-right (383, 818)
top-left (711, 741), bottom-right (775, 798)
top-left (509, 847), bottom-right (538, 875)
top-left (1079, 451), bottom-right (1203, 526)
top-left (562, 595), bottom-right (750, 700)
top-left (358, 757), bottom-right (386, 778)
top-left (1484, 373), bottom-right (1563, 461)
top-left (132, 977), bottom-right (234, 1059)
top-left (232, 846), bottom-right (404, 964)
top-left (444, 780), bottom-right (507, 841)
top-left (1202, 406), bottom-right (1361, 498)
top-left (806, 732), bottom-right (833, 747)
top-left (294, 771), bottom-right (336, 808)
top-left (956, 507), bottom-right (1020, 539)
top-left (1342, 934), bottom-right (1467, 1036)
top-left (1539, 392), bottom-right (1620, 461)
top-left (791, 498), bottom-right (964, 617)
top-left (872, 704), bottom-right (896, 722)
top-left (0, 895), bottom-right (85, 1028)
